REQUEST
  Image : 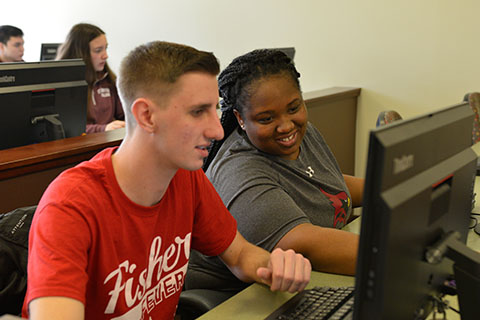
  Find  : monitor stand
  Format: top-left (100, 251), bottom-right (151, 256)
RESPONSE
top-left (31, 114), bottom-right (66, 143)
top-left (426, 231), bottom-right (480, 320)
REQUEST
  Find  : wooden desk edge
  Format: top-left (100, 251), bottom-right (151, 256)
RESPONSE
top-left (303, 87), bottom-right (361, 105)
top-left (0, 128), bottom-right (125, 178)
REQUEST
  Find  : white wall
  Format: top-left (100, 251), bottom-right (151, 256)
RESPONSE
top-left (5, 0), bottom-right (480, 175)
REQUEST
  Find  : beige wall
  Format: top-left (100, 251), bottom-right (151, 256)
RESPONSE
top-left (5, 0), bottom-right (480, 175)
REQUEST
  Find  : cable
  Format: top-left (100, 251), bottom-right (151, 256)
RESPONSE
top-left (447, 305), bottom-right (460, 314)
top-left (469, 216), bottom-right (477, 229)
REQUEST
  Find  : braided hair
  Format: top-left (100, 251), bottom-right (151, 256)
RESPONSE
top-left (203, 49), bottom-right (301, 171)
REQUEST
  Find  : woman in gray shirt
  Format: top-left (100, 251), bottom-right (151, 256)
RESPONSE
top-left (187, 49), bottom-right (363, 292)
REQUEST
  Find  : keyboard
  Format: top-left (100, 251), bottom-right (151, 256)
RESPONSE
top-left (264, 286), bottom-right (355, 320)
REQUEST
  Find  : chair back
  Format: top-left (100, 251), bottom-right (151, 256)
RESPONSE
top-left (464, 92), bottom-right (480, 144)
top-left (376, 110), bottom-right (403, 127)
top-left (0, 206), bottom-right (36, 316)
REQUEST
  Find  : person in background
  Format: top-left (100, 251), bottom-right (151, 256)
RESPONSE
top-left (186, 49), bottom-right (364, 293)
top-left (0, 25), bottom-right (24, 62)
top-left (22, 41), bottom-right (311, 320)
top-left (56, 23), bottom-right (125, 133)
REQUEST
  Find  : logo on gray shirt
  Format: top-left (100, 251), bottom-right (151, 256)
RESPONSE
top-left (305, 166), bottom-right (314, 177)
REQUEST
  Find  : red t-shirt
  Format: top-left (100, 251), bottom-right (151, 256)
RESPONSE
top-left (22, 147), bottom-right (237, 319)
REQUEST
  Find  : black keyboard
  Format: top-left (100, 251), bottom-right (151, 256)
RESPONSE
top-left (264, 286), bottom-right (355, 320)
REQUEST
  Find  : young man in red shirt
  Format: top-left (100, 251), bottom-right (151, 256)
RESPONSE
top-left (23, 41), bottom-right (311, 319)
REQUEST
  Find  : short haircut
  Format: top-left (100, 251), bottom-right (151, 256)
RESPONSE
top-left (117, 41), bottom-right (220, 129)
top-left (0, 25), bottom-right (23, 44)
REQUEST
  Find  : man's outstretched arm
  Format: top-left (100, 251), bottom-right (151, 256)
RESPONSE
top-left (219, 231), bottom-right (311, 293)
top-left (28, 296), bottom-right (84, 320)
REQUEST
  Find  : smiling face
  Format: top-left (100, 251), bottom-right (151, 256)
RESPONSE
top-left (89, 34), bottom-right (108, 72)
top-left (234, 74), bottom-right (307, 160)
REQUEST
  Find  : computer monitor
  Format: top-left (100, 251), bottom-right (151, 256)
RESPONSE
top-left (40, 43), bottom-right (61, 61)
top-left (354, 102), bottom-right (480, 319)
top-left (265, 47), bottom-right (295, 61)
top-left (0, 59), bottom-right (87, 150)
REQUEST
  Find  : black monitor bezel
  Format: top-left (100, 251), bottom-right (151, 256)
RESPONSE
top-left (40, 43), bottom-right (62, 61)
top-left (0, 59), bottom-right (87, 150)
top-left (353, 102), bottom-right (478, 319)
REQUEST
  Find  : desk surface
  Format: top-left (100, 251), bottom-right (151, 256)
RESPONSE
top-left (198, 220), bottom-right (361, 320)
top-left (0, 128), bottom-right (125, 214)
top-left (199, 179), bottom-right (480, 320)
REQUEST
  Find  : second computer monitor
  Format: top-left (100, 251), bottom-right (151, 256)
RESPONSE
top-left (354, 102), bottom-right (480, 319)
top-left (262, 47), bottom-right (295, 61)
top-left (40, 43), bottom-right (61, 61)
top-left (276, 47), bottom-right (295, 61)
top-left (0, 59), bottom-right (87, 150)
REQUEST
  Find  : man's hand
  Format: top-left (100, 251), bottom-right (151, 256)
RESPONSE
top-left (220, 232), bottom-right (311, 294)
top-left (256, 248), bottom-right (311, 293)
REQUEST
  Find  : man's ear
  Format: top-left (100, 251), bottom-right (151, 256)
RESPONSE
top-left (131, 98), bottom-right (155, 133)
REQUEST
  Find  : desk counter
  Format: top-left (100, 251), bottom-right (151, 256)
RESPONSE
top-left (0, 128), bottom-right (125, 213)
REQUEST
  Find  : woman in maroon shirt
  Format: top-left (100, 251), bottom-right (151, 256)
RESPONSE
top-left (57, 23), bottom-right (125, 133)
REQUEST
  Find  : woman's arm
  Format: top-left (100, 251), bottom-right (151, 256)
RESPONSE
top-left (274, 223), bottom-right (359, 275)
top-left (227, 181), bottom-right (359, 276)
top-left (343, 174), bottom-right (365, 208)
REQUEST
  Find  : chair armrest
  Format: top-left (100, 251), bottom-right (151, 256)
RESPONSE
top-left (176, 289), bottom-right (236, 319)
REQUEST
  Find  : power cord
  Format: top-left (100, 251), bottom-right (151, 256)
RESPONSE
top-left (430, 294), bottom-right (460, 319)
top-left (471, 212), bottom-right (480, 235)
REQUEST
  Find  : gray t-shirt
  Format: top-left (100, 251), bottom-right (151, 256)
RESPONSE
top-left (186, 122), bottom-right (352, 291)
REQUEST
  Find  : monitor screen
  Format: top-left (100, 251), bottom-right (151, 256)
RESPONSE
top-left (264, 47), bottom-right (295, 61)
top-left (354, 102), bottom-right (480, 319)
top-left (40, 43), bottom-right (61, 61)
top-left (0, 59), bottom-right (87, 150)
top-left (277, 47), bottom-right (295, 61)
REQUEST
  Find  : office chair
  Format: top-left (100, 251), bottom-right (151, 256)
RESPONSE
top-left (0, 206), bottom-right (36, 316)
top-left (375, 110), bottom-right (403, 127)
top-left (463, 93), bottom-right (480, 176)
top-left (176, 288), bottom-right (236, 319)
top-left (462, 93), bottom-right (480, 236)
top-left (463, 92), bottom-right (480, 145)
